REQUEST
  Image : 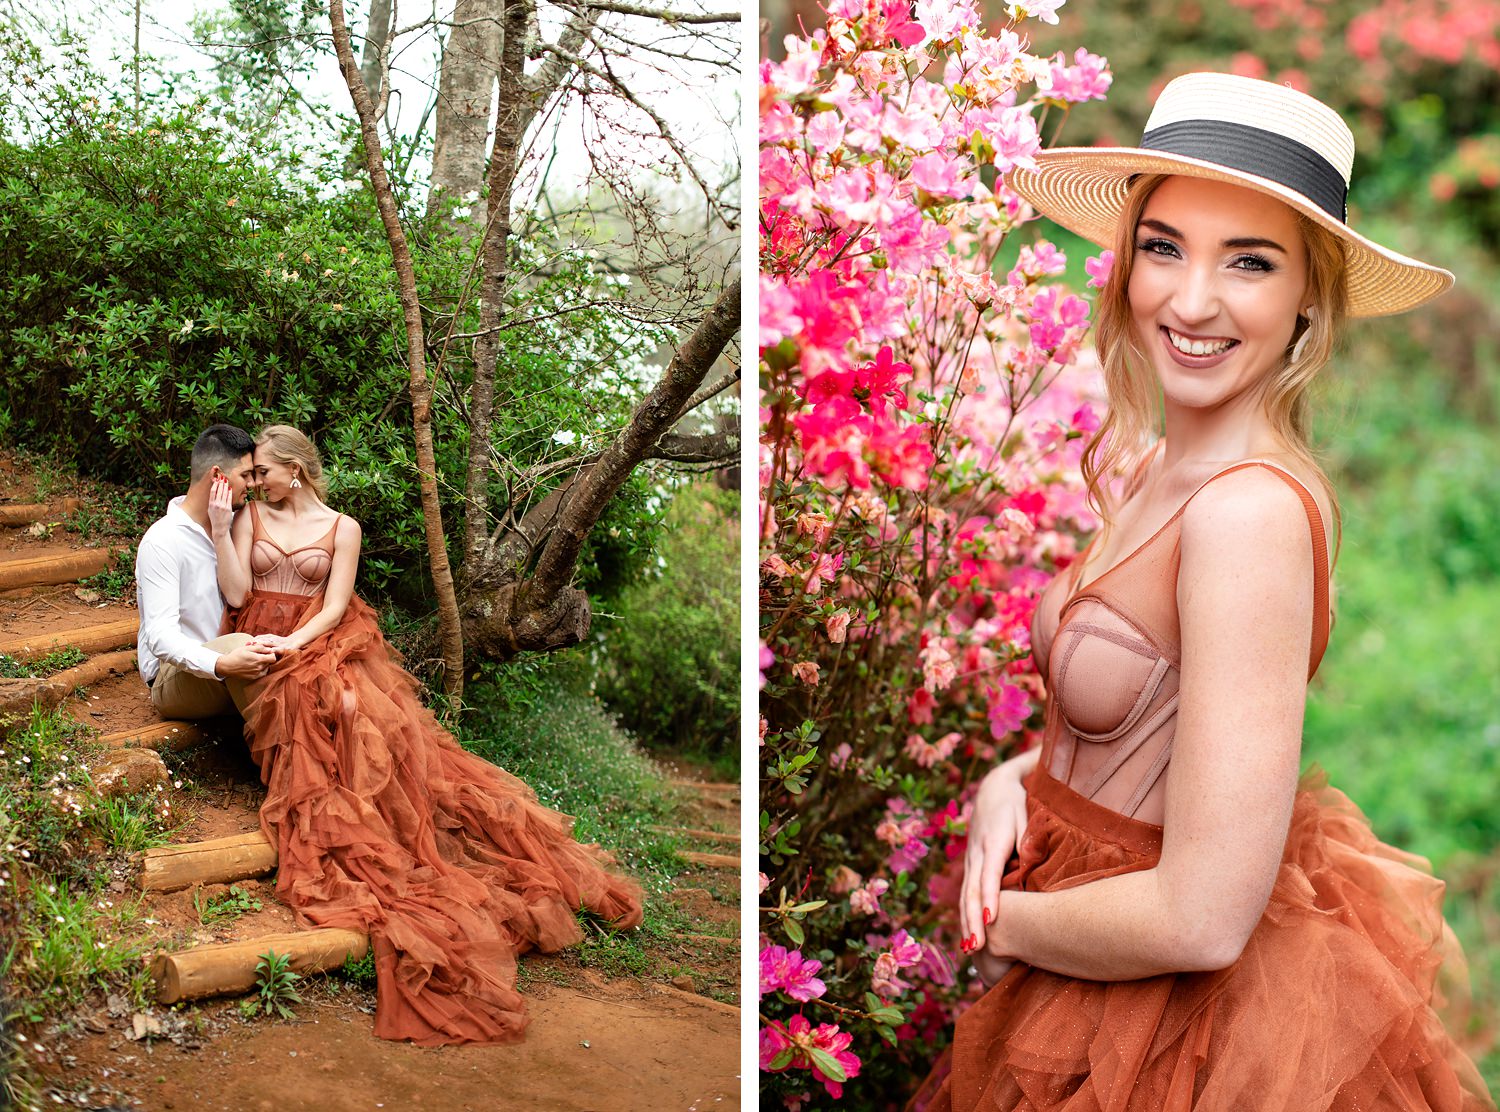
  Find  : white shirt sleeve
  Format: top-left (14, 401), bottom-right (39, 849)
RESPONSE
top-left (135, 535), bottom-right (223, 681)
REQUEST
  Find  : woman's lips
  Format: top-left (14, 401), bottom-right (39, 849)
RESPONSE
top-left (1159, 326), bottom-right (1240, 368)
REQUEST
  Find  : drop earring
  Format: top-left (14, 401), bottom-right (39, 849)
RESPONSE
top-left (290, 471), bottom-right (303, 490)
top-left (1291, 309), bottom-right (1317, 363)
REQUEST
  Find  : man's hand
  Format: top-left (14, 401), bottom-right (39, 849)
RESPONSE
top-left (207, 474), bottom-right (235, 538)
top-left (213, 641), bottom-right (277, 680)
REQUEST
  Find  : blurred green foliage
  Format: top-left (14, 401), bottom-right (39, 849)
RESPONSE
top-left (595, 482), bottom-right (740, 766)
top-left (1302, 232), bottom-right (1500, 1088)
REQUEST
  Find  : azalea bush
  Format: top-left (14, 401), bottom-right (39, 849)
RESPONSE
top-left (757, 2), bottom-right (1111, 1105)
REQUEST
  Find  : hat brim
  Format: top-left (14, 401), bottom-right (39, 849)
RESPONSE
top-left (1008, 148), bottom-right (1454, 318)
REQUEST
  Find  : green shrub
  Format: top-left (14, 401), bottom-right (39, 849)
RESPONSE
top-left (595, 482), bottom-right (739, 759)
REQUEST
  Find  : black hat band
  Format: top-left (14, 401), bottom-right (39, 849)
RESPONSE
top-left (1140, 119), bottom-right (1349, 223)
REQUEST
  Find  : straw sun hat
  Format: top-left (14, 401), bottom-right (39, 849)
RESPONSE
top-left (1007, 72), bottom-right (1454, 317)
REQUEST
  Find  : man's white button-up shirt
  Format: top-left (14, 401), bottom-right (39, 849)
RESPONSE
top-left (135, 496), bottom-right (226, 684)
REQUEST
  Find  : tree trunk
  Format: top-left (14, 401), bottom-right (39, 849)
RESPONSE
top-left (460, 276), bottom-right (742, 659)
top-left (427, 0), bottom-right (502, 222)
top-left (330, 0), bottom-right (467, 700)
top-left (357, 0), bottom-right (393, 103)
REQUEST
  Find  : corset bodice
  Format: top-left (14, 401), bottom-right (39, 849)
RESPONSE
top-left (1030, 459), bottom-right (1330, 827)
top-left (247, 501), bottom-right (338, 597)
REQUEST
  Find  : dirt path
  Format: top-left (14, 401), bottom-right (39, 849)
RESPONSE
top-left (0, 454), bottom-right (743, 1111)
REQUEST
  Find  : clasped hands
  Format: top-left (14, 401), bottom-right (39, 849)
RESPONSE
top-left (215, 636), bottom-right (295, 680)
top-left (959, 750), bottom-right (1033, 987)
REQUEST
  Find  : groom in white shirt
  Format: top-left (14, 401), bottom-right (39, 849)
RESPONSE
top-left (135, 424), bottom-right (279, 719)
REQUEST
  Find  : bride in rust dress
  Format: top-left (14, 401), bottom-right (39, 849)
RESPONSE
top-left (920, 75), bottom-right (1493, 1109)
top-left (215, 423), bottom-right (642, 1046)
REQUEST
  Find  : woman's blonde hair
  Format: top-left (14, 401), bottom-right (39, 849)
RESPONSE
top-left (256, 424), bottom-right (328, 502)
top-left (1081, 173), bottom-right (1347, 556)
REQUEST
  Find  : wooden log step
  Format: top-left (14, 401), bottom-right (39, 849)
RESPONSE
top-left (0, 498), bottom-right (80, 526)
top-left (49, 649), bottom-right (137, 688)
top-left (654, 981), bottom-right (739, 1017)
top-left (1, 652), bottom-right (136, 734)
top-left (673, 933), bottom-right (740, 946)
top-left (0, 547), bottom-right (127, 591)
top-left (678, 850), bottom-right (738, 869)
top-left (0, 617), bottom-right (139, 662)
top-left (648, 824), bottom-right (739, 844)
top-left (140, 831), bottom-right (276, 893)
top-left (100, 720), bottom-right (209, 754)
top-left (152, 927), bottom-right (368, 1005)
top-left (668, 778), bottom-right (739, 794)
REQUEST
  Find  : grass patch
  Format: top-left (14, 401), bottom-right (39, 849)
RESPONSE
top-left (0, 707), bottom-right (176, 1098)
top-left (194, 885), bottom-right (261, 929)
top-left (0, 648), bottom-right (86, 680)
top-left (458, 655), bottom-right (682, 891)
top-left (75, 547), bottom-right (137, 604)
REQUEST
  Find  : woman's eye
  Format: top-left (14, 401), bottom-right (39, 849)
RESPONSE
top-left (1232, 253), bottom-right (1275, 273)
top-left (1135, 237), bottom-right (1179, 258)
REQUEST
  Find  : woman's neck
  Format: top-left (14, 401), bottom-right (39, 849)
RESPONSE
top-left (1159, 390), bottom-right (1284, 469)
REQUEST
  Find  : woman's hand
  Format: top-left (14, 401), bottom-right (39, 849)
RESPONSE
top-left (248, 633), bottom-right (295, 653)
top-left (959, 748), bottom-right (1037, 955)
top-left (207, 474), bottom-right (235, 539)
top-left (971, 949), bottom-right (1015, 988)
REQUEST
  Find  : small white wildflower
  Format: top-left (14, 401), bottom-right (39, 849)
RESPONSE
top-left (552, 430), bottom-right (578, 446)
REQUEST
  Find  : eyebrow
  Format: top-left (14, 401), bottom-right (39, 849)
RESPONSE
top-left (1138, 218), bottom-right (1288, 253)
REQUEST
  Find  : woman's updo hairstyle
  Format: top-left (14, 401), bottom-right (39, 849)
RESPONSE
top-left (1082, 173), bottom-right (1348, 550)
top-left (256, 425), bottom-right (328, 502)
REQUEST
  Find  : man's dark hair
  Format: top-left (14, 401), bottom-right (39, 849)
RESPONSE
top-left (189, 424), bottom-right (255, 484)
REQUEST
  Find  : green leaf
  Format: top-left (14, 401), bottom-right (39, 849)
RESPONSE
top-left (783, 917), bottom-right (804, 946)
top-left (768, 1047), bottom-right (795, 1071)
top-left (807, 1046), bottom-right (847, 1083)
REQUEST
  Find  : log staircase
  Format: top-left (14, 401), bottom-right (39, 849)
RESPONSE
top-left (0, 469), bottom-right (741, 1015)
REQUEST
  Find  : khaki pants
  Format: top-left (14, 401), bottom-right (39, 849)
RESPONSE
top-left (150, 632), bottom-right (253, 719)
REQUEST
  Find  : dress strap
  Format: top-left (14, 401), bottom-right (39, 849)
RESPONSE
top-left (1186, 460), bottom-right (1331, 678)
top-left (248, 499), bottom-right (264, 536)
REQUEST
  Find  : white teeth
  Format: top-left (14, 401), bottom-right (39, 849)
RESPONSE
top-left (1166, 328), bottom-right (1233, 357)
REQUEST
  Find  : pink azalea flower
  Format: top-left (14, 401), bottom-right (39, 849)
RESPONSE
top-left (760, 944), bottom-right (828, 1002)
top-left (987, 680), bottom-right (1032, 737)
top-left (760, 1015), bottom-right (863, 1099)
top-left (806, 110), bottom-right (845, 153)
top-left (920, 642), bottom-right (958, 692)
top-left (849, 877), bottom-right (890, 916)
top-left (1007, 0), bottom-right (1065, 25)
top-left (759, 643), bottom-right (775, 690)
top-left (792, 660), bottom-right (822, 686)
top-left (804, 551), bottom-right (844, 593)
top-left (826, 609), bottom-right (852, 643)
top-left (1046, 47), bottom-right (1111, 103)
top-left (1084, 249), bottom-right (1115, 290)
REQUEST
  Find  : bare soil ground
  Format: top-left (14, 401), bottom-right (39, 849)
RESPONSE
top-left (0, 453), bottom-right (743, 1111)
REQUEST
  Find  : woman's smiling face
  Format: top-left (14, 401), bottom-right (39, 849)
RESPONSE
top-left (1127, 176), bottom-right (1310, 413)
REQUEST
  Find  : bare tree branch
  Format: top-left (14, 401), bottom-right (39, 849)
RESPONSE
top-left (549, 0), bottom-right (739, 24)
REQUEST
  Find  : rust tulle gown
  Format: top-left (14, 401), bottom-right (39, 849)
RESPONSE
top-left (228, 501), bottom-right (643, 1046)
top-left (916, 461), bottom-right (1494, 1111)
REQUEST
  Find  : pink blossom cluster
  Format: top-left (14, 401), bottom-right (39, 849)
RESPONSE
top-left (761, 943), bottom-right (829, 1002)
top-left (870, 929), bottom-right (926, 997)
top-left (758, 0), bottom-right (1109, 1101)
top-left (761, 1015), bottom-right (864, 1099)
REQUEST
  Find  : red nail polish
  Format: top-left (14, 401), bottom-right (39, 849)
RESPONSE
top-left (983, 908), bottom-right (991, 926)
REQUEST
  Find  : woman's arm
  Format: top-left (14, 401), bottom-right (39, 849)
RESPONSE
top-left (281, 516), bottom-right (362, 651)
top-left (981, 469), bottom-right (1314, 978)
top-left (214, 485), bottom-right (254, 608)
